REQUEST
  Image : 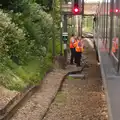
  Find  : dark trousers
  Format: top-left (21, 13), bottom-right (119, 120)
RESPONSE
top-left (70, 48), bottom-right (75, 64)
top-left (75, 52), bottom-right (82, 66)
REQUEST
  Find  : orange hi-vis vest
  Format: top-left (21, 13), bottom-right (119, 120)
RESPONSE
top-left (112, 41), bottom-right (116, 53)
top-left (69, 37), bottom-right (75, 48)
top-left (114, 37), bottom-right (118, 49)
top-left (74, 40), bottom-right (83, 52)
top-left (112, 37), bottom-right (118, 53)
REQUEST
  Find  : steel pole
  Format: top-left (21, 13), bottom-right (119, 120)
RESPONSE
top-left (72, 15), bottom-right (74, 34)
top-left (78, 0), bottom-right (81, 36)
top-left (81, 0), bottom-right (84, 37)
top-left (60, 0), bottom-right (63, 55)
top-left (105, 0), bottom-right (108, 48)
top-left (109, 0), bottom-right (114, 54)
top-left (63, 14), bottom-right (67, 62)
top-left (52, 0), bottom-right (55, 57)
top-left (78, 15), bottom-right (81, 36)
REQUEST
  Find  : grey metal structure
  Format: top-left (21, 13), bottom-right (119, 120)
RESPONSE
top-left (52, 0), bottom-right (56, 56)
top-left (94, 0), bottom-right (120, 119)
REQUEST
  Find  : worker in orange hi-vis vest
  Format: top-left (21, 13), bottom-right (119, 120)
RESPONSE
top-left (74, 36), bottom-right (84, 67)
top-left (112, 40), bottom-right (116, 53)
top-left (112, 37), bottom-right (118, 53)
top-left (69, 34), bottom-right (76, 64)
top-left (114, 37), bottom-right (118, 50)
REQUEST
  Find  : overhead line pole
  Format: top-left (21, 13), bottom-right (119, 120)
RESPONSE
top-left (63, 14), bottom-right (68, 62)
top-left (60, 0), bottom-right (63, 55)
top-left (109, 0), bottom-right (114, 54)
top-left (52, 0), bottom-right (55, 57)
top-left (81, 0), bottom-right (84, 38)
top-left (78, 0), bottom-right (81, 36)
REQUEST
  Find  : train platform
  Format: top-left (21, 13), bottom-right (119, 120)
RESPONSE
top-left (97, 40), bottom-right (120, 120)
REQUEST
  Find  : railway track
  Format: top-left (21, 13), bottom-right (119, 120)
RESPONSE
top-left (9, 67), bottom-right (89, 120)
top-left (0, 69), bottom-right (53, 120)
top-left (0, 86), bottom-right (39, 120)
top-left (6, 67), bottom-right (87, 120)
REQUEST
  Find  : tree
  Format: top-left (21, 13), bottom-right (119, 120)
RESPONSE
top-left (0, 0), bottom-right (10, 8)
top-left (36, 0), bottom-right (53, 12)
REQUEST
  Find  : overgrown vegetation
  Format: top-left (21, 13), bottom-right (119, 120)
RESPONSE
top-left (0, 0), bottom-right (61, 91)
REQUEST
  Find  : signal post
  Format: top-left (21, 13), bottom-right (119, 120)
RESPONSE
top-left (61, 0), bottom-right (84, 63)
top-left (63, 14), bottom-right (68, 62)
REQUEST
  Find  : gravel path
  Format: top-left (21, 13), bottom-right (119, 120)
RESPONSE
top-left (43, 39), bottom-right (108, 120)
top-left (10, 69), bottom-right (68, 120)
top-left (0, 86), bottom-right (18, 110)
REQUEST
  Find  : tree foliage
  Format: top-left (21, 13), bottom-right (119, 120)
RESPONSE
top-left (36, 0), bottom-right (53, 12)
top-left (0, 0), bottom-right (61, 90)
top-left (0, 10), bottom-right (27, 63)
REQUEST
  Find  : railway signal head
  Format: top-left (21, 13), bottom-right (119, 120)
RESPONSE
top-left (72, 0), bottom-right (83, 15)
top-left (72, 4), bottom-right (80, 15)
top-left (74, 7), bottom-right (79, 12)
top-left (115, 9), bottom-right (119, 13)
top-left (110, 8), bottom-right (120, 14)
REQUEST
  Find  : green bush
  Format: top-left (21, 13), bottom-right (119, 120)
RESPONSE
top-left (0, 9), bottom-right (28, 64)
top-left (0, 1), bottom-right (61, 91)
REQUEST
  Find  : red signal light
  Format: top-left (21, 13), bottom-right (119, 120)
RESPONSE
top-left (110, 9), bottom-right (120, 13)
top-left (72, 5), bottom-right (80, 15)
top-left (115, 9), bottom-right (119, 13)
top-left (74, 8), bottom-right (79, 12)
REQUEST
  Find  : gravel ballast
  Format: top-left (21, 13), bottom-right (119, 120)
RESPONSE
top-left (0, 86), bottom-right (18, 110)
top-left (43, 39), bottom-right (108, 120)
top-left (10, 39), bottom-right (108, 120)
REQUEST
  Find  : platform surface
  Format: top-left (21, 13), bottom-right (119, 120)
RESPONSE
top-left (97, 40), bottom-right (120, 120)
